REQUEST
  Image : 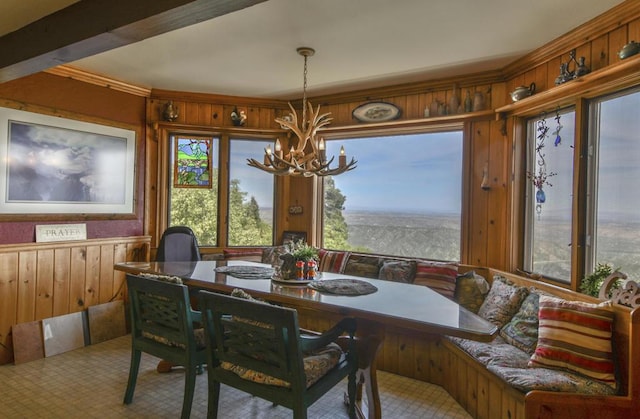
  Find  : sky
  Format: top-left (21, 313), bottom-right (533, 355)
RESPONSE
top-left (326, 132), bottom-right (463, 214)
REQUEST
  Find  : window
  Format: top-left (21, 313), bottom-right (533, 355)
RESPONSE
top-left (169, 134), bottom-right (219, 246)
top-left (322, 131), bottom-right (463, 261)
top-left (167, 134), bottom-right (275, 247)
top-left (227, 138), bottom-right (274, 246)
top-left (587, 88), bottom-right (640, 279)
top-left (524, 109), bottom-right (575, 281)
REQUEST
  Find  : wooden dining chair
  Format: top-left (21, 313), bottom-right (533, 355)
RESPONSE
top-left (123, 273), bottom-right (207, 419)
top-left (198, 290), bottom-right (358, 419)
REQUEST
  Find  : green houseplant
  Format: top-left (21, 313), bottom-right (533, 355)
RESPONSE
top-left (279, 240), bottom-right (318, 279)
top-left (579, 263), bottom-right (622, 298)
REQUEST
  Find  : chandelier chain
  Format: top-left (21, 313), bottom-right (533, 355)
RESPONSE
top-left (302, 53), bottom-right (308, 131)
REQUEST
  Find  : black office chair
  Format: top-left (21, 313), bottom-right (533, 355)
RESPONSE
top-left (156, 226), bottom-right (201, 262)
top-left (198, 290), bottom-right (358, 419)
top-left (123, 273), bottom-right (207, 419)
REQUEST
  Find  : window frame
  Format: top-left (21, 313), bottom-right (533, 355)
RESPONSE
top-left (157, 127), bottom-right (279, 251)
top-left (316, 121), bottom-right (469, 261)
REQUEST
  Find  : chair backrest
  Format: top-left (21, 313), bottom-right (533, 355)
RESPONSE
top-left (126, 274), bottom-right (198, 357)
top-left (198, 291), bottom-right (307, 390)
top-left (156, 226), bottom-right (201, 262)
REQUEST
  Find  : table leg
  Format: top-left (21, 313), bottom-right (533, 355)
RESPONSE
top-left (340, 334), bottom-right (383, 419)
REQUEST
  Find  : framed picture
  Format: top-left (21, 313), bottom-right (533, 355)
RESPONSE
top-left (282, 230), bottom-right (307, 245)
top-left (173, 136), bottom-right (213, 188)
top-left (352, 101), bottom-right (402, 123)
top-left (0, 107), bottom-right (137, 215)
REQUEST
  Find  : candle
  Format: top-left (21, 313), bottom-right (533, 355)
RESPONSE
top-left (318, 138), bottom-right (326, 162)
top-left (275, 139), bottom-right (283, 159)
top-left (264, 144), bottom-right (272, 166)
top-left (339, 145), bottom-right (346, 168)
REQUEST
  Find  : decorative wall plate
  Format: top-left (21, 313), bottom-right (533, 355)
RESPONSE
top-left (352, 102), bottom-right (401, 122)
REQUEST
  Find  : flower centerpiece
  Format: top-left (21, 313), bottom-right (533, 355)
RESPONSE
top-left (279, 240), bottom-right (318, 280)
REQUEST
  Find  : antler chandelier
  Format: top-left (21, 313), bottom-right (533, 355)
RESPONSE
top-left (247, 47), bottom-right (357, 177)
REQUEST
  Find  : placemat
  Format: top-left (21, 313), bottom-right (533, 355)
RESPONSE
top-left (215, 265), bottom-right (274, 280)
top-left (307, 279), bottom-right (378, 295)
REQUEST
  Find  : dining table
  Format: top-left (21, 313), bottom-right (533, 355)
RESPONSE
top-left (115, 259), bottom-right (498, 418)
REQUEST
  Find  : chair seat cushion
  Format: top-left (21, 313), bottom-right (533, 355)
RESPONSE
top-left (220, 342), bottom-right (343, 388)
top-left (142, 328), bottom-right (206, 350)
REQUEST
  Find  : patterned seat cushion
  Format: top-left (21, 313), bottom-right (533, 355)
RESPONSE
top-left (220, 342), bottom-right (343, 388)
top-left (446, 336), bottom-right (530, 368)
top-left (487, 364), bottom-right (617, 395)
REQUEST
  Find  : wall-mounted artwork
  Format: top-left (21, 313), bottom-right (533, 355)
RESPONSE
top-left (0, 107), bottom-right (137, 215)
top-left (173, 136), bottom-right (213, 188)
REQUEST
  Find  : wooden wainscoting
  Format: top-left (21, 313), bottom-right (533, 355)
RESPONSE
top-left (0, 236), bottom-right (150, 364)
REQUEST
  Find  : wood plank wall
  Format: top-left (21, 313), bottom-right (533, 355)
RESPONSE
top-left (144, 2), bottom-right (640, 273)
top-left (0, 236), bottom-right (150, 364)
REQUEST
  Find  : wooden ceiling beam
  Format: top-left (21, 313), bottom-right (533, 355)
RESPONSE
top-left (0, 0), bottom-right (267, 83)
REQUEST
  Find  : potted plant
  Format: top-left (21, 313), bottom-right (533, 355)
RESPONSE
top-left (279, 240), bottom-right (318, 279)
top-left (579, 262), bottom-right (622, 298)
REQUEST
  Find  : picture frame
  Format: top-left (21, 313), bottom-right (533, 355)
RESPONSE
top-left (173, 136), bottom-right (213, 188)
top-left (0, 107), bottom-right (137, 215)
top-left (352, 101), bottom-right (402, 123)
top-left (282, 230), bottom-right (307, 245)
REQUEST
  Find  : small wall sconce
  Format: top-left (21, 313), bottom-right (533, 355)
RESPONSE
top-left (481, 163), bottom-right (490, 190)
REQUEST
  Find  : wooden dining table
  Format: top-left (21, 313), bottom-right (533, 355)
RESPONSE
top-left (115, 259), bottom-right (498, 418)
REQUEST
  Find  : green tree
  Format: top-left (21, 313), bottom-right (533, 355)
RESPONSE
top-left (170, 171), bottom-right (272, 246)
top-left (323, 177), bottom-right (349, 249)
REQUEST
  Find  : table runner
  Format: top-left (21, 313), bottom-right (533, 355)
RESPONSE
top-left (307, 279), bottom-right (378, 295)
top-left (215, 265), bottom-right (274, 279)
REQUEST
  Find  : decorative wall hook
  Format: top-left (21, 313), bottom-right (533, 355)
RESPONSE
top-left (481, 163), bottom-right (491, 190)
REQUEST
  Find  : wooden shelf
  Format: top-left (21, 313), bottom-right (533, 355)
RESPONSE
top-left (321, 109), bottom-right (495, 138)
top-left (496, 54), bottom-right (640, 116)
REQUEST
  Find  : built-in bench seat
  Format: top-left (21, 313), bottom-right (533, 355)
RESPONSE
top-left (257, 247), bottom-right (639, 419)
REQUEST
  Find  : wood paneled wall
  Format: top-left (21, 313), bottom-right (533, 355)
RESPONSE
top-left (143, 1), bottom-right (639, 272)
top-left (0, 236), bottom-right (150, 364)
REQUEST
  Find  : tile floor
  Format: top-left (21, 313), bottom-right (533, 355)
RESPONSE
top-left (0, 335), bottom-right (471, 418)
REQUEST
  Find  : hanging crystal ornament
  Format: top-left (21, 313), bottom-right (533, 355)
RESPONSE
top-left (527, 114), bottom-right (556, 218)
top-left (553, 106), bottom-right (563, 147)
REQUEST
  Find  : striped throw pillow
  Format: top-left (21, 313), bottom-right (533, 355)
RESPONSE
top-left (318, 249), bottom-right (350, 274)
top-left (413, 261), bottom-right (458, 298)
top-left (528, 295), bottom-right (617, 389)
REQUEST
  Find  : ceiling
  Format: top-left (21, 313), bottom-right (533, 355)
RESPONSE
top-left (0, 0), bottom-right (625, 100)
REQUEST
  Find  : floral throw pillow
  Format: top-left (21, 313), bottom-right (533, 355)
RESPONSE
top-left (477, 276), bottom-right (529, 328)
top-left (454, 270), bottom-right (490, 313)
top-left (499, 292), bottom-right (541, 354)
top-left (378, 260), bottom-right (417, 283)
